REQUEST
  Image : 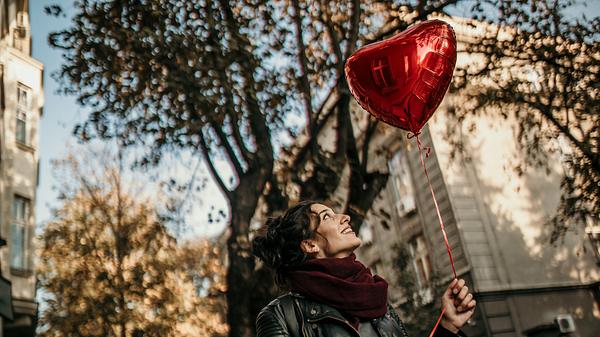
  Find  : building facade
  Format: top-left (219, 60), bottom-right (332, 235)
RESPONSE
top-left (353, 18), bottom-right (600, 337)
top-left (0, 0), bottom-right (42, 336)
top-left (358, 118), bottom-right (600, 337)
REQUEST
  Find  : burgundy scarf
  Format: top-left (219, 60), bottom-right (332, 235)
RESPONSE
top-left (285, 254), bottom-right (388, 328)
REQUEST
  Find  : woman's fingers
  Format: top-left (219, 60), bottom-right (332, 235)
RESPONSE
top-left (452, 279), bottom-right (465, 295)
top-left (456, 285), bottom-right (469, 302)
top-left (445, 278), bottom-right (477, 313)
top-left (457, 293), bottom-right (474, 311)
top-left (445, 278), bottom-right (458, 296)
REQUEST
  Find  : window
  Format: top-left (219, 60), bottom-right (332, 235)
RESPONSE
top-left (16, 84), bottom-right (31, 144)
top-left (409, 235), bottom-right (432, 289)
top-left (17, 84), bottom-right (30, 108)
top-left (16, 110), bottom-right (27, 144)
top-left (388, 150), bottom-right (416, 217)
top-left (10, 195), bottom-right (30, 270)
top-left (13, 12), bottom-right (27, 52)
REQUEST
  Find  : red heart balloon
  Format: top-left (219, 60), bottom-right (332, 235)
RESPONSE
top-left (345, 20), bottom-right (457, 134)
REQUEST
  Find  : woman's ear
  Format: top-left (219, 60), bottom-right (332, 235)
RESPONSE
top-left (300, 239), bottom-right (320, 255)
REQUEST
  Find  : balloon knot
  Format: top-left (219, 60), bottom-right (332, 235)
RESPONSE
top-left (407, 131), bottom-right (421, 139)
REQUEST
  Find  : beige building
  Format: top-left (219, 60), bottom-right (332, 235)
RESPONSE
top-left (358, 117), bottom-right (599, 337)
top-left (0, 0), bottom-right (43, 336)
top-left (351, 18), bottom-right (600, 337)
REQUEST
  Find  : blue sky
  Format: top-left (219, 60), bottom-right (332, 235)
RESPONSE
top-left (30, 1), bottom-right (600, 238)
top-left (31, 1), bottom-right (84, 226)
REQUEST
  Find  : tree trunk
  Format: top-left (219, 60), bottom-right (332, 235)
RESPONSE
top-left (226, 210), bottom-right (255, 337)
top-left (226, 170), bottom-right (272, 337)
top-left (226, 241), bottom-right (255, 337)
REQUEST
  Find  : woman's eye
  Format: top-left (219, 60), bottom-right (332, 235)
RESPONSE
top-left (323, 214), bottom-right (331, 220)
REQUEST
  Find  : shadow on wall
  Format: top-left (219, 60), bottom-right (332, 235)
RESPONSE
top-left (464, 128), bottom-right (600, 336)
top-left (469, 137), bottom-right (598, 285)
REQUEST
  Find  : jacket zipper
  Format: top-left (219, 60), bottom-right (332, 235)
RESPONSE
top-left (306, 315), bottom-right (361, 337)
top-left (294, 299), bottom-right (309, 337)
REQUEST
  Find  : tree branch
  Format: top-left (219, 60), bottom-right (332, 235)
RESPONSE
top-left (344, 0), bottom-right (361, 59)
top-left (362, 0), bottom-right (459, 45)
top-left (198, 129), bottom-right (232, 201)
top-left (217, 0), bottom-right (273, 168)
top-left (204, 0), bottom-right (253, 168)
top-left (320, 2), bottom-right (344, 74)
top-left (210, 121), bottom-right (244, 178)
top-left (227, 111), bottom-right (253, 165)
top-left (344, 101), bottom-right (363, 182)
top-left (291, 0), bottom-right (318, 154)
top-left (526, 97), bottom-right (599, 174)
top-left (334, 91), bottom-right (350, 161)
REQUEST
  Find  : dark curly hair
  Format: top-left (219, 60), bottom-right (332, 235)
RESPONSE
top-left (252, 200), bottom-right (319, 285)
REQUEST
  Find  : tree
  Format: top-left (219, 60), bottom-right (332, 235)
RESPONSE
top-left (47, 1), bottom-right (598, 336)
top-left (37, 149), bottom-right (227, 337)
top-left (449, 0), bottom-right (599, 243)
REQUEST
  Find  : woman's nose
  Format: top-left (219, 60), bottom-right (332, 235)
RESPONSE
top-left (340, 214), bottom-right (351, 224)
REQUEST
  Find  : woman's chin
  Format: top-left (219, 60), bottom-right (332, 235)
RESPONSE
top-left (351, 237), bottom-right (362, 250)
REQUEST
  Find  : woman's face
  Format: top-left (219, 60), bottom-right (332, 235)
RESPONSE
top-left (302, 203), bottom-right (362, 259)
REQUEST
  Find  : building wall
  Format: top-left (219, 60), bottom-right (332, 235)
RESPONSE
top-left (0, 0), bottom-right (42, 336)
top-left (1, 46), bottom-right (42, 295)
top-left (427, 105), bottom-right (600, 336)
top-left (430, 108), bottom-right (600, 289)
top-left (354, 16), bottom-right (600, 337)
top-left (356, 103), bottom-right (600, 337)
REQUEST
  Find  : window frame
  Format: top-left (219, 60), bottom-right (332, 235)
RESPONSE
top-left (388, 150), bottom-right (417, 218)
top-left (409, 235), bottom-right (433, 289)
top-left (15, 83), bottom-right (31, 145)
top-left (10, 195), bottom-right (31, 271)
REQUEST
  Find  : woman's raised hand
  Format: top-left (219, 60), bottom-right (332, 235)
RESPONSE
top-left (440, 278), bottom-right (476, 334)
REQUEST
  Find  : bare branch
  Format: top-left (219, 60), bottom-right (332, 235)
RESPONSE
top-left (210, 121), bottom-right (244, 178)
top-left (291, 0), bottom-right (318, 153)
top-left (320, 2), bottom-right (344, 74)
top-left (198, 130), bottom-right (232, 201)
top-left (344, 0), bottom-right (362, 59)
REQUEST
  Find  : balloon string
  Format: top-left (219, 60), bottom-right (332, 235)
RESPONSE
top-left (428, 309), bottom-right (446, 337)
top-left (411, 132), bottom-right (457, 278)
top-left (409, 131), bottom-right (457, 337)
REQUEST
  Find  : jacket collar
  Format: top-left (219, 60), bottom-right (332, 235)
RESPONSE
top-left (289, 292), bottom-right (356, 322)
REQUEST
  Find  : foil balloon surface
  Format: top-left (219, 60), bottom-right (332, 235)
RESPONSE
top-left (345, 20), bottom-right (457, 133)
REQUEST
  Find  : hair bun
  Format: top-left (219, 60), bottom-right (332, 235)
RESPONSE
top-left (251, 200), bottom-right (317, 285)
top-left (252, 216), bottom-right (284, 269)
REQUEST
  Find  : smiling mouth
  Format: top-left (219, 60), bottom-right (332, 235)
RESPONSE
top-left (341, 226), bottom-right (354, 234)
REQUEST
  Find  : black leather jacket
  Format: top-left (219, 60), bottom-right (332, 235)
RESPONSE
top-left (256, 293), bottom-right (462, 337)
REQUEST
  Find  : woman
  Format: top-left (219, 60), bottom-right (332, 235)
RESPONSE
top-left (252, 200), bottom-right (476, 337)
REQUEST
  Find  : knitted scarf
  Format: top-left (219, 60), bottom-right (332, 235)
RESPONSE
top-left (285, 253), bottom-right (388, 328)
